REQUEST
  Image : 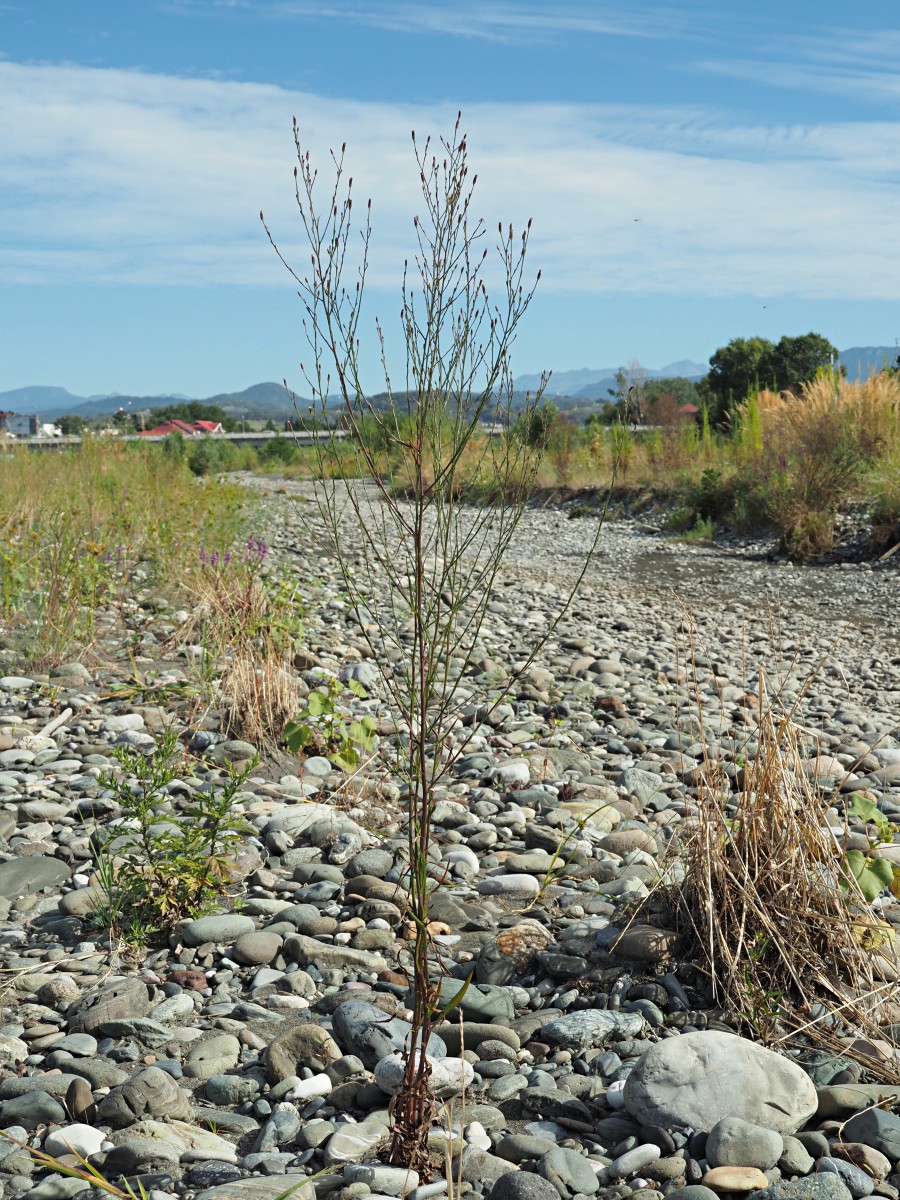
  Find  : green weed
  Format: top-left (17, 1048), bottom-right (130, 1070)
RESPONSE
top-left (92, 729), bottom-right (255, 944)
top-left (285, 677), bottom-right (377, 770)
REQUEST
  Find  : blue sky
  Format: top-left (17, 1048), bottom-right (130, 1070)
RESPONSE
top-left (3, 1), bottom-right (900, 398)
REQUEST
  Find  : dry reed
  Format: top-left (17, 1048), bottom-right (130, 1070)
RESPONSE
top-left (671, 668), bottom-right (900, 1064)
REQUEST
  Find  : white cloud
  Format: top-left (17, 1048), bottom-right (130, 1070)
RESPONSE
top-left (697, 25), bottom-right (900, 105)
top-left (174, 0), bottom-right (687, 45)
top-left (3, 61), bottom-right (900, 300)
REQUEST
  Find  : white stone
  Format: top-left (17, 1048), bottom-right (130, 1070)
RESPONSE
top-left (486, 759), bottom-right (531, 785)
top-left (0, 1036), bottom-right (28, 1067)
top-left (44, 1124), bottom-right (106, 1159)
top-left (374, 1052), bottom-right (473, 1098)
top-left (606, 1080), bottom-right (626, 1109)
top-left (288, 1073), bottom-right (332, 1100)
top-left (443, 847), bottom-right (479, 872)
top-left (465, 1120), bottom-right (492, 1151)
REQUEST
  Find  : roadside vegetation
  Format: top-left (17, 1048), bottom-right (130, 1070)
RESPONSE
top-left (256, 368), bottom-right (900, 562)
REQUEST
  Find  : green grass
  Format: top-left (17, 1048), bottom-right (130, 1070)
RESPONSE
top-left (0, 438), bottom-right (249, 664)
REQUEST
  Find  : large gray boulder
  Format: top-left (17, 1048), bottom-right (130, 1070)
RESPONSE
top-left (623, 1031), bottom-right (817, 1135)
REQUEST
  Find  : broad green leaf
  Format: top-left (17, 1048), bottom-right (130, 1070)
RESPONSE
top-left (848, 793), bottom-right (890, 833)
top-left (284, 722), bottom-right (314, 754)
top-left (844, 850), bottom-right (894, 902)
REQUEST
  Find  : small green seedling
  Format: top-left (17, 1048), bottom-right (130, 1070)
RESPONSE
top-left (285, 676), bottom-right (377, 770)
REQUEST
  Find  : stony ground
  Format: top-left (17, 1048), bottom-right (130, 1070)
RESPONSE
top-left (0, 474), bottom-right (898, 1200)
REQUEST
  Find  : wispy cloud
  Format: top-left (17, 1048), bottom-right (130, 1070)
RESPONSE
top-left (170, 0), bottom-right (689, 45)
top-left (698, 25), bottom-right (900, 105)
top-left (3, 61), bottom-right (900, 300)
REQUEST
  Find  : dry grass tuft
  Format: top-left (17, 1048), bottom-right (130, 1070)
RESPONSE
top-left (187, 566), bottom-right (303, 745)
top-left (671, 669), bottom-right (900, 1059)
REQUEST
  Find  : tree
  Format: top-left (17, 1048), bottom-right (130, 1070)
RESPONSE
top-left (642, 376), bottom-right (701, 407)
top-left (706, 336), bottom-right (776, 423)
top-left (769, 332), bottom-right (841, 394)
top-left (705, 332), bottom-right (840, 424)
top-left (57, 414), bottom-right (89, 435)
top-left (263, 115), bottom-right (602, 1172)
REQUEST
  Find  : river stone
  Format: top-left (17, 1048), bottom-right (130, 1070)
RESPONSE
top-left (832, 1144), bottom-right (891, 1181)
top-left (431, 977), bottom-right (516, 1022)
top-left (231, 931), bottom-right (283, 965)
top-left (0, 855), bottom-right (71, 898)
top-left (816, 1160), bottom-right (874, 1198)
top-left (323, 1113), bottom-right (390, 1164)
top-left (703, 1167), bottom-right (770, 1191)
top-left (96, 1065), bottom-right (192, 1128)
top-left (841, 1107), bottom-right (900, 1161)
top-left (194, 1177), bottom-right (315, 1200)
top-left (44, 1125), bottom-right (107, 1159)
top-left (779, 1137), bottom-right (815, 1176)
top-left (283, 933), bottom-right (386, 972)
top-left (538, 1145), bottom-right (601, 1196)
top-left (0, 1091), bottom-right (66, 1129)
top-left (117, 1119), bottom-right (239, 1163)
top-left (707, 1118), bottom-right (784, 1170)
top-left (66, 977), bottom-right (150, 1033)
top-left (332, 999), bottom-right (447, 1068)
top-left (623, 1031), bottom-right (817, 1134)
top-left (180, 913), bottom-right (256, 946)
top-left (747, 1178), bottom-right (853, 1200)
top-left (265, 1023), bottom-right (342, 1081)
top-left (184, 1034), bottom-right (242, 1080)
top-left (542, 1010), bottom-right (644, 1050)
top-left (490, 1176), bottom-right (561, 1200)
top-left (97, 1018), bottom-right (172, 1048)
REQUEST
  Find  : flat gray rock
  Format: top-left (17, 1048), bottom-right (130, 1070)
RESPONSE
top-left (194, 1176), bottom-right (314, 1200)
top-left (66, 977), bottom-right (150, 1033)
top-left (542, 1009), bottom-right (644, 1050)
top-left (180, 913), bottom-right (256, 946)
top-left (623, 1030), bottom-right (817, 1135)
top-left (0, 855), bottom-right (70, 899)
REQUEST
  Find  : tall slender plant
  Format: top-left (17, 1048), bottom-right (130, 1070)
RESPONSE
top-left (263, 114), bottom-right (604, 1171)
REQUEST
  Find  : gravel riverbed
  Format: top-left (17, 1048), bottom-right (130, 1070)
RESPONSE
top-left (0, 474), bottom-right (897, 1200)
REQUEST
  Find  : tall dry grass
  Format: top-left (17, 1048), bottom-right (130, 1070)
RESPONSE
top-left (669, 662), bottom-right (900, 1066)
top-left (735, 373), bottom-right (900, 557)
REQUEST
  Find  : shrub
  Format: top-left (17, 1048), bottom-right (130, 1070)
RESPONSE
top-left (93, 730), bottom-right (254, 945)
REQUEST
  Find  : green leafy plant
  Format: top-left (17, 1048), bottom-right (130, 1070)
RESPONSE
top-left (840, 795), bottom-right (900, 904)
top-left (92, 729), bottom-right (254, 944)
top-left (285, 677), bottom-right (377, 770)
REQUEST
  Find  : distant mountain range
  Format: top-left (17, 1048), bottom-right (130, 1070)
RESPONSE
top-left (0, 382), bottom-right (304, 421)
top-left (2, 345), bottom-right (896, 418)
top-left (515, 359), bottom-right (709, 401)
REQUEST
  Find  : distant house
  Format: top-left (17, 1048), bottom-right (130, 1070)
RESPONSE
top-left (139, 419), bottom-right (224, 437)
top-left (0, 412), bottom-right (39, 437)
